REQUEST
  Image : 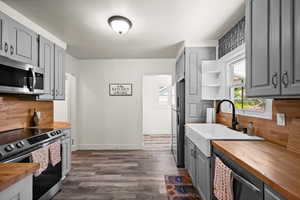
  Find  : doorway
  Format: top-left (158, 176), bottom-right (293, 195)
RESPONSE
top-left (54, 73), bottom-right (77, 151)
top-left (142, 75), bottom-right (172, 149)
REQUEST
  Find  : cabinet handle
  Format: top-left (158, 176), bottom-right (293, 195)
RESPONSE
top-left (282, 71), bottom-right (289, 88)
top-left (4, 43), bottom-right (8, 53)
top-left (271, 72), bottom-right (278, 88)
top-left (10, 45), bottom-right (14, 55)
top-left (190, 149), bottom-right (194, 157)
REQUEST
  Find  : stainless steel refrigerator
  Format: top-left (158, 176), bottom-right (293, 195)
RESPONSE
top-left (171, 79), bottom-right (185, 168)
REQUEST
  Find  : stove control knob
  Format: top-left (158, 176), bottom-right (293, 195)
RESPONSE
top-left (50, 132), bottom-right (56, 136)
top-left (56, 130), bottom-right (61, 135)
top-left (4, 144), bottom-right (14, 152)
top-left (16, 141), bottom-right (25, 148)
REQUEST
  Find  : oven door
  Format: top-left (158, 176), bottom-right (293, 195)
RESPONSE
top-left (4, 141), bottom-right (62, 200)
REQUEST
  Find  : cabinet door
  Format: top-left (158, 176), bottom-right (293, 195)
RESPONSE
top-left (0, 12), bottom-right (9, 57)
top-left (0, 175), bottom-right (32, 200)
top-left (195, 148), bottom-right (211, 200)
top-left (185, 47), bottom-right (215, 123)
top-left (38, 36), bottom-right (54, 100)
top-left (54, 45), bottom-right (65, 100)
top-left (184, 137), bottom-right (189, 170)
top-left (61, 138), bottom-right (67, 178)
top-left (265, 185), bottom-right (286, 200)
top-left (281, 0), bottom-right (300, 95)
top-left (8, 18), bottom-right (38, 66)
top-left (245, 0), bottom-right (281, 97)
top-left (66, 137), bottom-right (72, 173)
top-left (188, 141), bottom-right (196, 183)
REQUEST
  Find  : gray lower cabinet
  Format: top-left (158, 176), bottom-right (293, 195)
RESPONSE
top-left (0, 175), bottom-right (32, 200)
top-left (246, 0), bottom-right (300, 98)
top-left (8, 18), bottom-right (38, 66)
top-left (37, 36), bottom-right (55, 100)
top-left (54, 45), bottom-right (65, 100)
top-left (62, 128), bottom-right (72, 178)
top-left (195, 148), bottom-right (210, 200)
top-left (264, 185), bottom-right (286, 200)
top-left (185, 137), bottom-right (211, 200)
top-left (184, 47), bottom-right (215, 123)
top-left (184, 137), bottom-right (190, 171)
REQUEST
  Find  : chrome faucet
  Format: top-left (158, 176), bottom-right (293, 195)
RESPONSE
top-left (216, 99), bottom-right (239, 130)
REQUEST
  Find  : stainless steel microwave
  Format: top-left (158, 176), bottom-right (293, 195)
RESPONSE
top-left (0, 57), bottom-right (44, 95)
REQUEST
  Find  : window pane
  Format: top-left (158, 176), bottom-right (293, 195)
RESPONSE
top-left (158, 86), bottom-right (169, 105)
top-left (233, 87), bottom-right (243, 109)
top-left (242, 89), bottom-right (266, 111)
top-left (232, 59), bottom-right (246, 85)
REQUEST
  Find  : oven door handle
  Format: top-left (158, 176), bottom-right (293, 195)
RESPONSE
top-left (232, 171), bottom-right (261, 193)
top-left (4, 141), bottom-right (55, 163)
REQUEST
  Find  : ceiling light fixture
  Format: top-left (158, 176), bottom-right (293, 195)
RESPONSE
top-left (108, 15), bottom-right (132, 35)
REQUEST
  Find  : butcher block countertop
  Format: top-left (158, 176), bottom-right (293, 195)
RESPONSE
top-left (29, 121), bottom-right (71, 129)
top-left (0, 163), bottom-right (39, 192)
top-left (213, 140), bottom-right (300, 200)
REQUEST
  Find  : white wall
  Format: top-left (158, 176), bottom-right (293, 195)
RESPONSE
top-left (143, 75), bottom-right (172, 135)
top-left (76, 59), bottom-right (175, 150)
top-left (54, 54), bottom-right (79, 151)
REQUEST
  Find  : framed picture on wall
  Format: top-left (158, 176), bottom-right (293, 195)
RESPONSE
top-left (109, 83), bottom-right (132, 96)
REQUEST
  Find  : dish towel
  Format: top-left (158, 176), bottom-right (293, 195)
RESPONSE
top-left (49, 140), bottom-right (61, 166)
top-left (31, 146), bottom-right (49, 177)
top-left (214, 156), bottom-right (234, 200)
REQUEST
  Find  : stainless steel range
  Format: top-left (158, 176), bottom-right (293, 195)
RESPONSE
top-left (0, 128), bottom-right (65, 200)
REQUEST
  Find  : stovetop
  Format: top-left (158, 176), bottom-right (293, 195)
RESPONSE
top-left (0, 128), bottom-right (64, 161)
top-left (0, 128), bottom-right (55, 145)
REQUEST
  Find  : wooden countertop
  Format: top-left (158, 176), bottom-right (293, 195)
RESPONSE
top-left (0, 163), bottom-right (39, 192)
top-left (212, 141), bottom-right (300, 200)
top-left (29, 121), bottom-right (71, 129)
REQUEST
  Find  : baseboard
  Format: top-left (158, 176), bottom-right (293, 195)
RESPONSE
top-left (78, 144), bottom-right (143, 150)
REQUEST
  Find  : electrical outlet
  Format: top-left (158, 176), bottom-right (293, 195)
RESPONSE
top-left (276, 113), bottom-right (286, 126)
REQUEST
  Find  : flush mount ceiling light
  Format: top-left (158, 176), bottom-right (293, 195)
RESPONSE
top-left (108, 15), bottom-right (132, 35)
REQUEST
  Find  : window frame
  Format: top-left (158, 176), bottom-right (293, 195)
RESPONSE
top-left (219, 44), bottom-right (273, 120)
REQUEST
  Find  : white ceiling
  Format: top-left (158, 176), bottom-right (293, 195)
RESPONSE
top-left (3, 0), bottom-right (245, 59)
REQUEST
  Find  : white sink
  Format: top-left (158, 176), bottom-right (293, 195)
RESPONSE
top-left (185, 123), bottom-right (263, 157)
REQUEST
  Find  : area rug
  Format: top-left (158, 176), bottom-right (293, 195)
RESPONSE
top-left (165, 175), bottom-right (202, 200)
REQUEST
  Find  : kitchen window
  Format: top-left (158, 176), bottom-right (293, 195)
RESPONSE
top-left (230, 59), bottom-right (266, 111)
top-left (220, 44), bottom-right (273, 119)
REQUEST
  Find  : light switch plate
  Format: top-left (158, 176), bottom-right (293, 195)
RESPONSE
top-left (276, 113), bottom-right (286, 126)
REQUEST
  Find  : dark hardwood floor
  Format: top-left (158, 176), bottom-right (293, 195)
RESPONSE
top-left (54, 134), bottom-right (186, 200)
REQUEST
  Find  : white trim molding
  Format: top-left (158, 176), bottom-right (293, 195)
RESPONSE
top-left (218, 44), bottom-right (273, 120)
top-left (0, 1), bottom-right (67, 49)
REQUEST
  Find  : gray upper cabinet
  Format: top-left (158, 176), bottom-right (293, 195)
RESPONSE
top-left (246, 0), bottom-right (300, 98)
top-left (185, 47), bottom-right (215, 123)
top-left (281, 0), bottom-right (300, 96)
top-left (38, 36), bottom-right (55, 100)
top-left (245, 0), bottom-right (281, 97)
top-left (54, 45), bottom-right (65, 100)
top-left (0, 12), bottom-right (9, 57)
top-left (8, 18), bottom-right (38, 66)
